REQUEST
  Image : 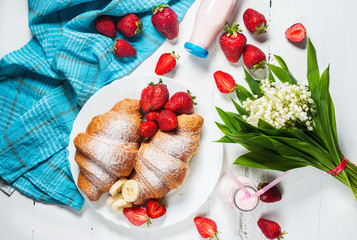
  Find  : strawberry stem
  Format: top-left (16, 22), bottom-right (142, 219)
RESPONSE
top-left (224, 21), bottom-right (242, 38)
top-left (152, 4), bottom-right (169, 14)
top-left (135, 21), bottom-right (143, 34)
top-left (212, 233), bottom-right (220, 240)
top-left (254, 22), bottom-right (268, 35)
top-left (251, 60), bottom-right (267, 72)
top-left (171, 51), bottom-right (180, 60)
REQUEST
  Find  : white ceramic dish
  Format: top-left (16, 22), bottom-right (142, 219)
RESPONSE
top-left (68, 75), bottom-right (223, 228)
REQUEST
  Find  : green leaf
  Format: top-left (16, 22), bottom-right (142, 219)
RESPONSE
top-left (235, 84), bottom-right (255, 104)
top-left (216, 107), bottom-right (240, 132)
top-left (307, 39), bottom-right (320, 97)
top-left (215, 122), bottom-right (231, 135)
top-left (266, 63), bottom-right (292, 84)
top-left (231, 98), bottom-right (249, 116)
top-left (234, 149), bottom-right (308, 171)
top-left (257, 119), bottom-right (275, 130)
top-left (215, 135), bottom-right (235, 143)
top-left (274, 55), bottom-right (298, 84)
top-left (243, 67), bottom-right (263, 97)
top-left (268, 69), bottom-right (276, 82)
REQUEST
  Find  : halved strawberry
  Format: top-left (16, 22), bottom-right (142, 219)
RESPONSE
top-left (213, 71), bottom-right (236, 93)
top-left (194, 216), bottom-right (219, 239)
top-left (285, 23), bottom-right (306, 42)
top-left (123, 207), bottom-right (151, 227)
top-left (155, 51), bottom-right (180, 75)
top-left (146, 199), bottom-right (166, 219)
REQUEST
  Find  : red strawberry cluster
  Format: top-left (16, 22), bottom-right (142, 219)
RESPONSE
top-left (219, 9), bottom-right (267, 71)
top-left (123, 199), bottom-right (166, 226)
top-left (94, 5), bottom-right (179, 58)
top-left (139, 79), bottom-right (195, 138)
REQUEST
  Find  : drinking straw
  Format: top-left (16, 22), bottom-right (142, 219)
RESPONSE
top-left (227, 169), bottom-right (251, 198)
top-left (240, 170), bottom-right (291, 201)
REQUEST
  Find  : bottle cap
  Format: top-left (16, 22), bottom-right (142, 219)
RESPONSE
top-left (184, 42), bottom-right (208, 58)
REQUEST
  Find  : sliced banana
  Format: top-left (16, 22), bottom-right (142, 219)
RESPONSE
top-left (122, 179), bottom-right (140, 202)
top-left (106, 193), bottom-right (123, 207)
top-left (112, 198), bottom-right (133, 212)
top-left (109, 177), bottom-right (127, 196)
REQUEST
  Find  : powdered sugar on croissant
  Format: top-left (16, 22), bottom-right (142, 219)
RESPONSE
top-left (74, 99), bottom-right (142, 201)
top-left (131, 113), bottom-right (204, 205)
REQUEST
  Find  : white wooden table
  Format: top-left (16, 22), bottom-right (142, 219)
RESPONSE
top-left (1, 0), bottom-right (357, 239)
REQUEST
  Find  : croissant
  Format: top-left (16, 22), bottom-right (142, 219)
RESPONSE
top-left (74, 98), bottom-right (142, 201)
top-left (130, 113), bottom-right (204, 205)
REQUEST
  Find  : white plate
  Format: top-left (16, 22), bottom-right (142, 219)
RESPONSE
top-left (68, 75), bottom-right (223, 228)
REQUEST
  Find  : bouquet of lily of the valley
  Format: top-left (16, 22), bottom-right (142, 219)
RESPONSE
top-left (216, 39), bottom-right (357, 200)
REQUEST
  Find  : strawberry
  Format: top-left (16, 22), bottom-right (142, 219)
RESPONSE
top-left (151, 4), bottom-right (179, 40)
top-left (140, 79), bottom-right (169, 112)
top-left (194, 216), bottom-right (219, 240)
top-left (146, 110), bottom-right (160, 122)
top-left (285, 23), bottom-right (306, 42)
top-left (243, 44), bottom-right (266, 71)
top-left (157, 110), bottom-right (177, 131)
top-left (116, 13), bottom-right (143, 37)
top-left (94, 15), bottom-right (116, 38)
top-left (219, 21), bottom-right (247, 63)
top-left (259, 183), bottom-right (282, 203)
top-left (113, 39), bottom-right (136, 57)
top-left (164, 91), bottom-right (195, 114)
top-left (213, 71), bottom-right (236, 93)
top-left (257, 218), bottom-right (286, 240)
top-left (139, 121), bottom-right (158, 138)
top-left (123, 207), bottom-right (151, 227)
top-left (243, 8), bottom-right (268, 35)
top-left (155, 51), bottom-right (180, 75)
top-left (146, 199), bottom-right (166, 219)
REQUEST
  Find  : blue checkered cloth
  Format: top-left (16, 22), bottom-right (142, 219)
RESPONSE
top-left (0, 0), bottom-right (194, 210)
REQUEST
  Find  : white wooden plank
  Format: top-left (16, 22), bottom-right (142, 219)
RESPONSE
top-left (0, 191), bottom-right (33, 239)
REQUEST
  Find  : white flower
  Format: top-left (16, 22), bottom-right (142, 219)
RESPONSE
top-left (243, 79), bottom-right (315, 131)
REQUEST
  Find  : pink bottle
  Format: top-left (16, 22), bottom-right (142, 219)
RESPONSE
top-left (185, 0), bottom-right (237, 58)
top-left (217, 174), bottom-right (259, 212)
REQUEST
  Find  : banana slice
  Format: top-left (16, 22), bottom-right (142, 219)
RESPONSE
top-left (106, 193), bottom-right (123, 207)
top-left (122, 179), bottom-right (140, 202)
top-left (112, 198), bottom-right (133, 212)
top-left (109, 177), bottom-right (127, 196)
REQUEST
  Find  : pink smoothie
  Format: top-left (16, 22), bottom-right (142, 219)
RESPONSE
top-left (234, 187), bottom-right (259, 211)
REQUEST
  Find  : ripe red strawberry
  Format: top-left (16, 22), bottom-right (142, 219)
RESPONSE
top-left (219, 21), bottom-right (247, 63)
top-left (117, 13), bottom-right (143, 37)
top-left (146, 199), bottom-right (166, 219)
top-left (94, 15), bottom-right (116, 38)
top-left (146, 110), bottom-right (160, 122)
top-left (123, 207), bottom-right (151, 226)
top-left (243, 44), bottom-right (266, 71)
top-left (113, 39), bottom-right (136, 57)
top-left (155, 51), bottom-right (180, 75)
top-left (165, 91), bottom-right (195, 114)
top-left (140, 79), bottom-right (169, 112)
top-left (213, 71), bottom-right (236, 93)
top-left (285, 23), bottom-right (306, 42)
top-left (257, 218), bottom-right (286, 240)
top-left (139, 121), bottom-right (158, 138)
top-left (243, 8), bottom-right (268, 35)
top-left (194, 217), bottom-right (219, 240)
top-left (157, 110), bottom-right (177, 131)
top-left (259, 183), bottom-right (282, 203)
top-left (151, 4), bottom-right (179, 40)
